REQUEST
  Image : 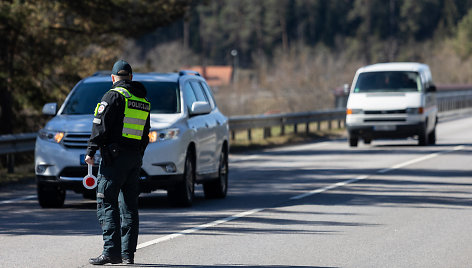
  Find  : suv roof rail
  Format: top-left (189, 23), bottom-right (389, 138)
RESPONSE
top-left (179, 70), bottom-right (201, 76)
top-left (92, 71), bottom-right (112, 76)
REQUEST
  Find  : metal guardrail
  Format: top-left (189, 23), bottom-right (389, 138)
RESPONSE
top-left (437, 90), bottom-right (472, 112)
top-left (228, 89), bottom-right (472, 140)
top-left (1, 90), bottom-right (472, 173)
top-left (229, 109), bottom-right (345, 140)
top-left (0, 133), bottom-right (37, 173)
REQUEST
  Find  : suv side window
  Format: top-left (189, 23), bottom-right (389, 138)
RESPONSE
top-left (190, 81), bottom-right (209, 103)
top-left (183, 82), bottom-right (197, 112)
top-left (200, 82), bottom-right (216, 109)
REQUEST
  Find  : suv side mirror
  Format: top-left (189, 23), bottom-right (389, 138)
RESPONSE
top-left (42, 103), bottom-right (57, 115)
top-left (190, 101), bottom-right (211, 116)
top-left (428, 85), bottom-right (437, 92)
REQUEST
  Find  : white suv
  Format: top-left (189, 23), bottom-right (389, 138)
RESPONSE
top-left (35, 71), bottom-right (229, 207)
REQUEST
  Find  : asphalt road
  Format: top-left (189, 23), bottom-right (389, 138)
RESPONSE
top-left (1, 115), bottom-right (471, 268)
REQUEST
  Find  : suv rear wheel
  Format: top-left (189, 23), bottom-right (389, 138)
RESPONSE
top-left (168, 151), bottom-right (195, 207)
top-left (203, 148), bottom-right (228, 199)
top-left (37, 182), bottom-right (65, 208)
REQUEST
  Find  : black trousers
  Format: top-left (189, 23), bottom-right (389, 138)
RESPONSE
top-left (96, 149), bottom-right (141, 259)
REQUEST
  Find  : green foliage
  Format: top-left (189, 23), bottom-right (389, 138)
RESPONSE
top-left (454, 8), bottom-right (472, 57)
top-left (3, 0), bottom-right (472, 133)
top-left (0, 0), bottom-right (190, 134)
top-left (184, 0), bottom-right (472, 67)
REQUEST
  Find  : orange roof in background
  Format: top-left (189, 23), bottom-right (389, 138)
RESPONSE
top-left (185, 66), bottom-right (233, 87)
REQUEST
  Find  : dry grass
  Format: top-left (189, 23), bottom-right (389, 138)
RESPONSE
top-left (215, 45), bottom-right (363, 116)
top-left (0, 164), bottom-right (35, 186)
top-left (229, 123), bottom-right (346, 153)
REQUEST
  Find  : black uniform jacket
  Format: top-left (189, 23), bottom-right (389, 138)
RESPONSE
top-left (86, 79), bottom-right (151, 158)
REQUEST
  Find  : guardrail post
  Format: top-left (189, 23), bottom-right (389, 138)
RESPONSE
top-left (294, 124), bottom-right (298, 134)
top-left (328, 119), bottom-right (332, 130)
top-left (247, 129), bottom-right (252, 141)
top-left (263, 127), bottom-right (271, 138)
top-left (305, 122), bottom-right (310, 134)
top-left (280, 124), bottom-right (285, 136)
top-left (317, 120), bottom-right (321, 131)
top-left (231, 130), bottom-right (236, 140)
top-left (6, 153), bottom-right (15, 173)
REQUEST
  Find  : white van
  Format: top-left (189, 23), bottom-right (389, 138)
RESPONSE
top-left (345, 62), bottom-right (438, 147)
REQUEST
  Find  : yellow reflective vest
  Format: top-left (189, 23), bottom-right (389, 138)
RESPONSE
top-left (103, 87), bottom-right (151, 140)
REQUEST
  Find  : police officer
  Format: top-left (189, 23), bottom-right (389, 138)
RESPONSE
top-left (86, 60), bottom-right (150, 265)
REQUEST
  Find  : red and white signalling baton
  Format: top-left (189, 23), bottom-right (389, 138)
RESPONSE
top-left (83, 163), bottom-right (97, 189)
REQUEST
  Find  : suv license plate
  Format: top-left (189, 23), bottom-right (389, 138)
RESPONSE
top-left (80, 154), bottom-right (101, 165)
top-left (374, 125), bottom-right (396, 131)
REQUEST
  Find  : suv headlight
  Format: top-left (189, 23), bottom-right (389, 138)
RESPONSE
top-left (149, 128), bottom-right (180, 143)
top-left (38, 129), bottom-right (64, 143)
top-left (406, 107), bottom-right (424, 114)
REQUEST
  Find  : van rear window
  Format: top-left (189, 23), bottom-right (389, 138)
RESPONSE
top-left (354, 71), bottom-right (421, 93)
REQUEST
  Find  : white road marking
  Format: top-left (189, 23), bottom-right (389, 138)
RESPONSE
top-left (0, 195), bottom-right (36, 205)
top-left (229, 141), bottom-right (331, 163)
top-left (136, 145), bottom-right (466, 250)
top-left (137, 208), bottom-right (264, 249)
top-left (290, 175), bottom-right (369, 201)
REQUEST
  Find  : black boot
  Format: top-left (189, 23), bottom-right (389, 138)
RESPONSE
top-left (122, 255), bottom-right (134, 264)
top-left (122, 257), bottom-right (134, 264)
top-left (89, 254), bottom-right (122, 265)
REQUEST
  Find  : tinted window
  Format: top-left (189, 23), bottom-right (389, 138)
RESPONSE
top-left (190, 81), bottom-right (209, 102)
top-left (182, 82), bottom-right (197, 112)
top-left (200, 82), bottom-right (216, 108)
top-left (354, 71), bottom-right (421, 93)
top-left (62, 81), bottom-right (180, 115)
top-left (62, 82), bottom-right (111, 115)
top-left (145, 82), bottom-right (180, 114)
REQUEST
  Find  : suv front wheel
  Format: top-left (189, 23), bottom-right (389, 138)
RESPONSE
top-left (37, 182), bottom-right (66, 208)
top-left (168, 151), bottom-right (195, 207)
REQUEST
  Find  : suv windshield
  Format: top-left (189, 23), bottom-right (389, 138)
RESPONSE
top-left (62, 81), bottom-right (180, 115)
top-left (354, 71), bottom-right (421, 93)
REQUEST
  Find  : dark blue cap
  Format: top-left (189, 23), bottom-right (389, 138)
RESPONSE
top-left (112, 60), bottom-right (132, 76)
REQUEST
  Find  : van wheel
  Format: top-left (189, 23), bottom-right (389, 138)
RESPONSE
top-left (418, 124), bottom-right (429, 146)
top-left (428, 127), bottom-right (436, 145)
top-left (203, 148), bottom-right (228, 199)
top-left (168, 152), bottom-right (195, 207)
top-left (349, 137), bottom-right (358, 147)
top-left (37, 182), bottom-right (65, 208)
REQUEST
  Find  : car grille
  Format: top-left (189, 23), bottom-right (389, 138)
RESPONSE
top-left (63, 133), bottom-right (90, 149)
top-left (364, 109), bottom-right (406, 114)
top-left (60, 166), bottom-right (99, 177)
top-left (364, 118), bottom-right (406, 122)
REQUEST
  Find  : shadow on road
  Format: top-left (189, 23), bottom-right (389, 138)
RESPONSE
top-left (0, 142), bottom-right (470, 238)
top-left (120, 264), bottom-right (336, 268)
